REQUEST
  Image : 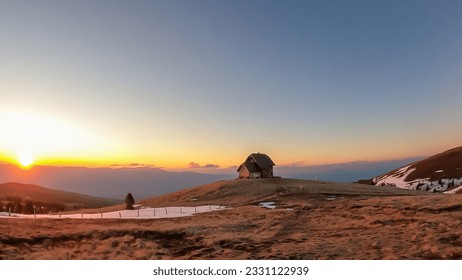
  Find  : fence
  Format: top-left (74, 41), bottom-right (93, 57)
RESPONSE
top-left (0, 205), bottom-right (224, 219)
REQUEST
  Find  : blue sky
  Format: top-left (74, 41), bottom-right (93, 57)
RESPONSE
top-left (1, 0), bottom-right (462, 168)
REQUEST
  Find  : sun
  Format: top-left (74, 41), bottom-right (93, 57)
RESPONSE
top-left (18, 154), bottom-right (35, 168)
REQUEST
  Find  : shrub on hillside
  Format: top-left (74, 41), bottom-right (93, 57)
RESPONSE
top-left (125, 193), bottom-right (135, 210)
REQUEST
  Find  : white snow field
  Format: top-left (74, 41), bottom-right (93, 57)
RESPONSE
top-left (373, 164), bottom-right (416, 188)
top-left (0, 205), bottom-right (225, 219)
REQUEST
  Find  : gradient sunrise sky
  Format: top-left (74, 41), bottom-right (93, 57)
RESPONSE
top-left (1, 0), bottom-right (462, 169)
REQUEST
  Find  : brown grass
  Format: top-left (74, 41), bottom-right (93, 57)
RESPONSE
top-left (67, 178), bottom-right (430, 214)
top-left (140, 178), bottom-right (432, 207)
top-left (1, 179), bottom-right (460, 260)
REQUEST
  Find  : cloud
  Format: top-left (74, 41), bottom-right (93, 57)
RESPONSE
top-left (110, 163), bottom-right (155, 168)
top-left (188, 162), bottom-right (201, 168)
top-left (280, 161), bottom-right (305, 167)
top-left (188, 162), bottom-right (220, 169)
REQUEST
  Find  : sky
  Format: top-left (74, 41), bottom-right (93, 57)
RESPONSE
top-left (1, 0), bottom-right (462, 170)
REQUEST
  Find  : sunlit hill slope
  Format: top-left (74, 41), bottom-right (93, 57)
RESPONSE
top-left (0, 182), bottom-right (120, 213)
top-left (371, 146), bottom-right (462, 193)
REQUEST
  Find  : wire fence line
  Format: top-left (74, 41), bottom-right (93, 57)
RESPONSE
top-left (0, 205), bottom-right (225, 219)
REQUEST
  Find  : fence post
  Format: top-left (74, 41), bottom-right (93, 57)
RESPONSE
top-left (165, 208), bottom-right (168, 215)
top-left (180, 207), bottom-right (183, 214)
top-left (33, 206), bottom-right (36, 218)
top-left (208, 205), bottom-right (211, 210)
top-left (59, 211), bottom-right (61, 219)
top-left (195, 206), bottom-right (197, 212)
top-left (119, 212), bottom-right (122, 218)
top-left (9, 207), bottom-right (11, 217)
top-left (137, 210), bottom-right (139, 217)
top-left (101, 213), bottom-right (103, 218)
top-left (153, 208), bottom-right (156, 216)
top-left (81, 213), bottom-right (83, 219)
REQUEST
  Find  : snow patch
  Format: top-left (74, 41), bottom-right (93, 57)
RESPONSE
top-left (373, 163), bottom-right (462, 193)
top-left (0, 205), bottom-right (224, 220)
top-left (373, 165), bottom-right (415, 188)
top-left (444, 185), bottom-right (462, 194)
top-left (374, 172), bottom-right (462, 193)
top-left (258, 202), bottom-right (276, 209)
top-left (0, 212), bottom-right (19, 217)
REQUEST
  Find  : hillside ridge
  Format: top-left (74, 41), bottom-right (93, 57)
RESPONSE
top-left (372, 146), bottom-right (462, 193)
top-left (0, 182), bottom-right (120, 213)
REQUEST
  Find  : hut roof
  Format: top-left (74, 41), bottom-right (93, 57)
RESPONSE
top-left (237, 162), bottom-right (260, 172)
top-left (247, 153), bottom-right (276, 169)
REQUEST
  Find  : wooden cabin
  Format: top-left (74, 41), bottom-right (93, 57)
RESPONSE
top-left (237, 153), bottom-right (275, 179)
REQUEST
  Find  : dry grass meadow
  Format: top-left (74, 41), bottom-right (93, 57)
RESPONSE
top-left (1, 178), bottom-right (462, 260)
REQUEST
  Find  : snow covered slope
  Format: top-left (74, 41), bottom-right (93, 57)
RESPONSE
top-left (372, 146), bottom-right (462, 193)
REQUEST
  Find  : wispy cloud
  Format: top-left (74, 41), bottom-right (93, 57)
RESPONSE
top-left (110, 163), bottom-right (155, 168)
top-left (280, 161), bottom-right (305, 167)
top-left (188, 162), bottom-right (201, 168)
top-left (188, 162), bottom-right (220, 169)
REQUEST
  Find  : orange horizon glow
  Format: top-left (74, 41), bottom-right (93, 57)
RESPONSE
top-left (0, 108), bottom-right (453, 170)
top-left (0, 150), bottom-right (435, 171)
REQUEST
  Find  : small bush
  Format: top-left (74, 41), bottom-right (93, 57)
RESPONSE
top-left (125, 193), bottom-right (135, 210)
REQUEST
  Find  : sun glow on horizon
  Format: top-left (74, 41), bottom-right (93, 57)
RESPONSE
top-left (18, 153), bottom-right (35, 168)
top-left (0, 108), bottom-right (116, 165)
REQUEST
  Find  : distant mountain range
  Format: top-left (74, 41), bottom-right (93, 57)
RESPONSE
top-left (0, 157), bottom-right (423, 199)
top-left (275, 157), bottom-right (423, 182)
top-left (371, 146), bottom-right (462, 193)
top-left (0, 164), bottom-right (233, 199)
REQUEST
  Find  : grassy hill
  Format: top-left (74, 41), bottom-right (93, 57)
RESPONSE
top-left (78, 178), bottom-right (432, 214)
top-left (372, 146), bottom-right (462, 192)
top-left (139, 178), bottom-right (431, 207)
top-left (0, 182), bottom-right (120, 213)
top-left (4, 178), bottom-right (461, 260)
